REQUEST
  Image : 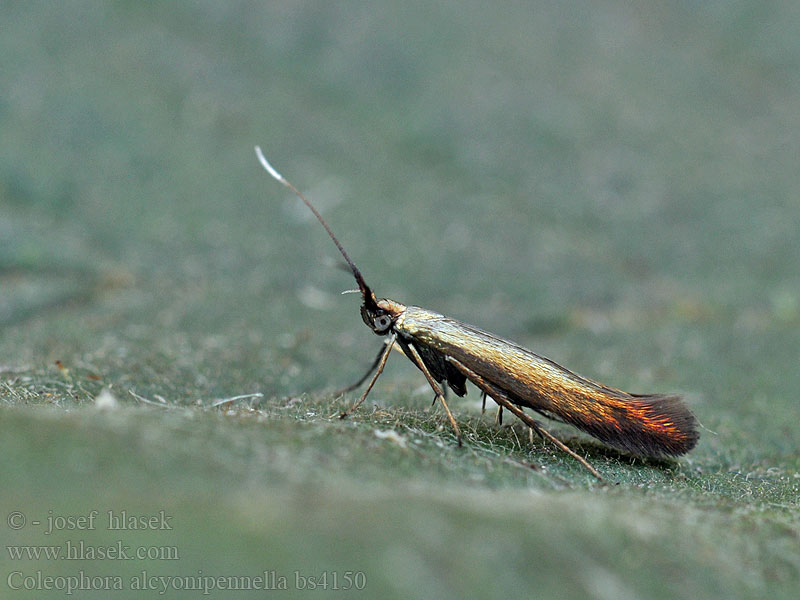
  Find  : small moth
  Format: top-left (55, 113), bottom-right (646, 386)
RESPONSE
top-left (256, 147), bottom-right (698, 479)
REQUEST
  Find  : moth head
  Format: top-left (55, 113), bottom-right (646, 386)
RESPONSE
top-left (361, 298), bottom-right (406, 335)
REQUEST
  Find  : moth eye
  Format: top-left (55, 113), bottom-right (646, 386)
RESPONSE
top-left (374, 315), bottom-right (392, 331)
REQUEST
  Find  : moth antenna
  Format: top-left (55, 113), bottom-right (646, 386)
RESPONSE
top-left (256, 146), bottom-right (377, 308)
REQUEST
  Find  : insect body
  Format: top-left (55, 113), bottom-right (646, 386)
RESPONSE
top-left (256, 147), bottom-right (699, 478)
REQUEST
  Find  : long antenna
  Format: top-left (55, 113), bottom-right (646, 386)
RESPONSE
top-left (255, 146), bottom-right (377, 307)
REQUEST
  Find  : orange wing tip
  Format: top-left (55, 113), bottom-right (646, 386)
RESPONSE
top-left (610, 395), bottom-right (699, 458)
top-left (562, 394), bottom-right (699, 458)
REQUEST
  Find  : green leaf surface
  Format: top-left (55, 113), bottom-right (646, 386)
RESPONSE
top-left (1, 2), bottom-right (798, 598)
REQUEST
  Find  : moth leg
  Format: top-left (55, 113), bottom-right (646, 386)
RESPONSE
top-left (333, 338), bottom-right (395, 396)
top-left (339, 334), bottom-right (396, 419)
top-left (432, 383), bottom-right (449, 407)
top-left (404, 343), bottom-right (463, 446)
top-left (445, 357), bottom-right (602, 480)
top-left (478, 391), bottom-right (503, 424)
top-left (479, 392), bottom-right (505, 425)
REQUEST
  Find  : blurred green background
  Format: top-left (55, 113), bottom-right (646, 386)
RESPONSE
top-left (1, 2), bottom-right (798, 598)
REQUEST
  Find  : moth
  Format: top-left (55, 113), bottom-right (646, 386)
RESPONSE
top-left (256, 147), bottom-right (698, 479)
